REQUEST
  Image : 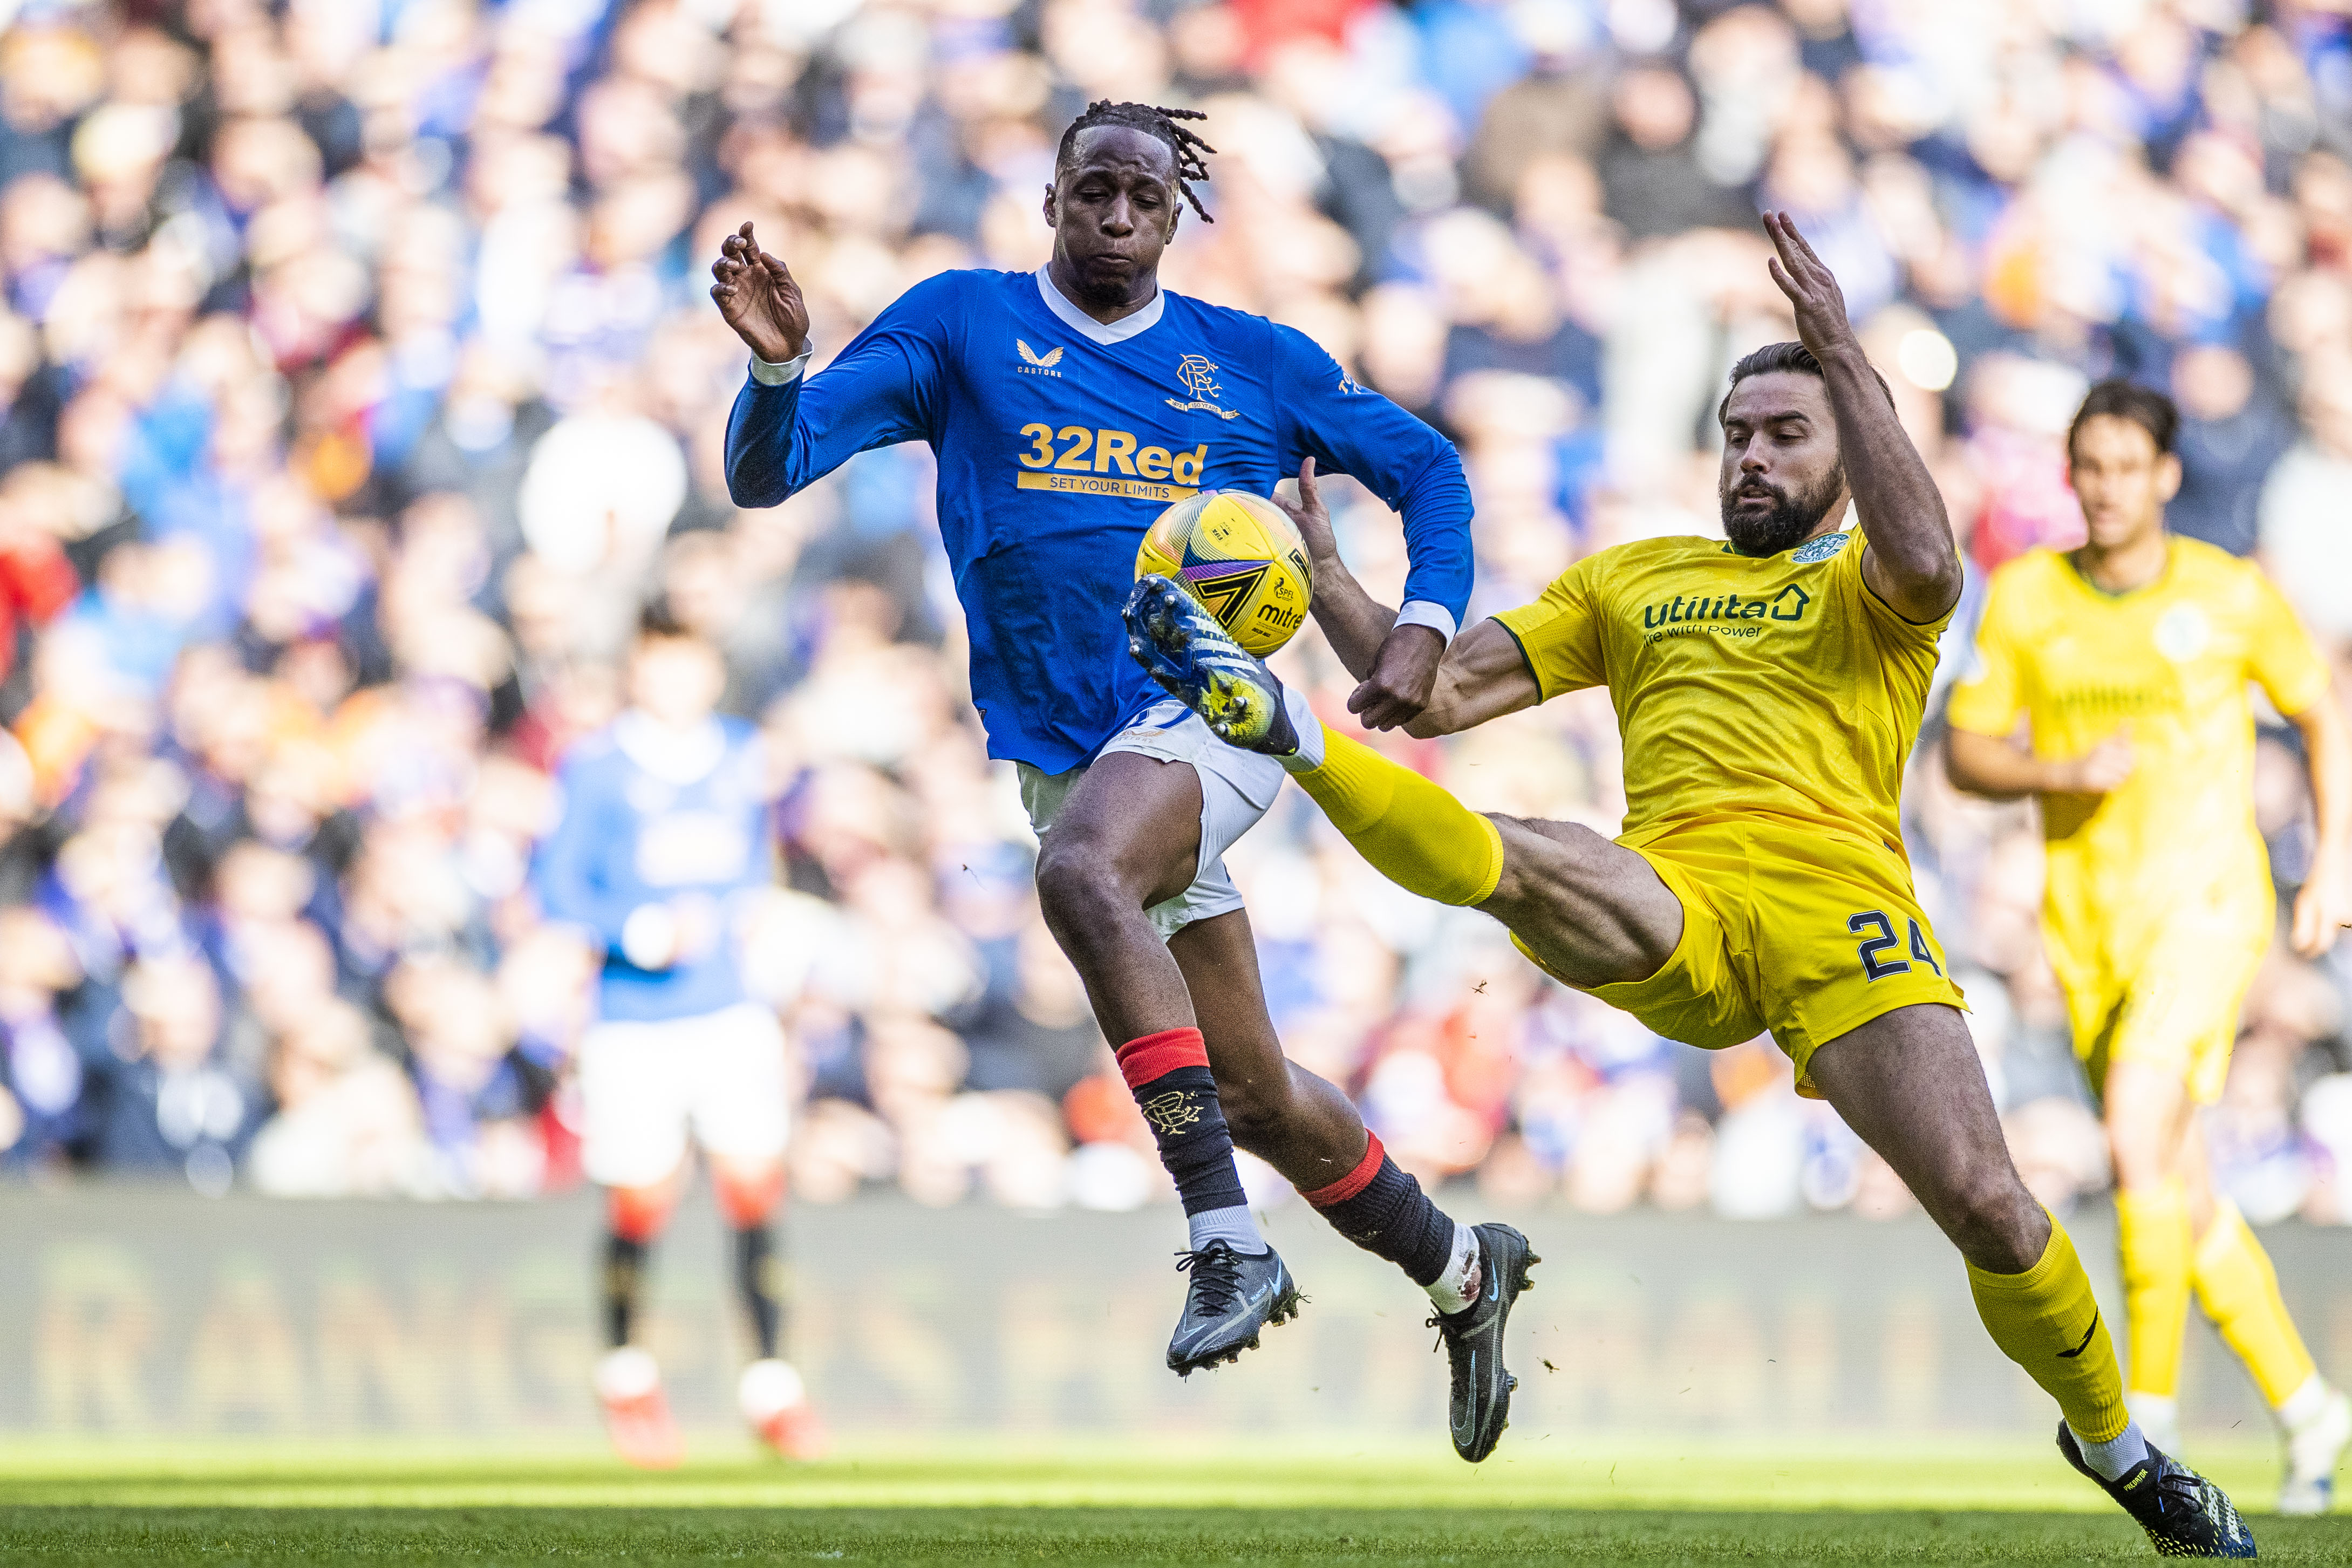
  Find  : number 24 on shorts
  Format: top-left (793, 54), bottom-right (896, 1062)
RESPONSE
top-left (1847, 911), bottom-right (1943, 981)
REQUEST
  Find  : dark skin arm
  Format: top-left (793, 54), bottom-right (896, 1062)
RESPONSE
top-left (1271, 458), bottom-right (1450, 731)
top-left (1763, 212), bottom-right (1962, 623)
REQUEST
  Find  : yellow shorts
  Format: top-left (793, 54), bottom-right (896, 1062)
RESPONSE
top-left (2054, 894), bottom-right (2271, 1108)
top-left (1511, 818), bottom-right (1966, 1094)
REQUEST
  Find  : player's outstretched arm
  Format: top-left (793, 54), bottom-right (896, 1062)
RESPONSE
top-left (1272, 329), bottom-right (1472, 730)
top-left (1405, 621), bottom-right (1542, 739)
top-left (1276, 458), bottom-right (1401, 674)
top-left (1764, 212), bottom-right (1961, 624)
top-left (2287, 690), bottom-right (2352, 956)
top-left (715, 227), bottom-right (939, 510)
top-left (1276, 458), bottom-right (1527, 735)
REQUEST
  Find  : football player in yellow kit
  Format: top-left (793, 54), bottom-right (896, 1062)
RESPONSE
top-left (1129, 214), bottom-right (2255, 1556)
top-left (1946, 379), bottom-right (2352, 1514)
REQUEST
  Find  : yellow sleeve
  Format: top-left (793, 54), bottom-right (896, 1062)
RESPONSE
top-left (1491, 555), bottom-right (1607, 701)
top-left (2246, 568), bottom-right (2331, 718)
top-left (1946, 572), bottom-right (2026, 738)
top-left (1844, 523), bottom-right (1954, 646)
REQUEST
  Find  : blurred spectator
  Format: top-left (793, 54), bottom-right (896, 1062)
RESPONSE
top-left (247, 998), bottom-right (430, 1197)
top-left (2170, 344), bottom-right (2290, 556)
top-left (0, 0), bottom-right (2343, 1229)
top-left (92, 955), bottom-right (254, 1193)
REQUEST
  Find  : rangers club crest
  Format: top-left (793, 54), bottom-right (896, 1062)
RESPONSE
top-left (1141, 1089), bottom-right (1204, 1135)
top-left (1167, 354), bottom-right (1241, 420)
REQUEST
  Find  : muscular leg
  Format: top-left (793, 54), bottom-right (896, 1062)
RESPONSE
top-left (1805, 1006), bottom-right (2138, 1472)
top-left (1805, 1007), bottom-right (2047, 1270)
top-left (1172, 908), bottom-right (1475, 1304)
top-left (1034, 751), bottom-right (1203, 1045)
top-left (1033, 752), bottom-right (1258, 1253)
top-left (1168, 908), bottom-right (1362, 1189)
top-left (1281, 720), bottom-right (1684, 984)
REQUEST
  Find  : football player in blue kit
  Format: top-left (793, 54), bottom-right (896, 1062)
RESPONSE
top-left (535, 606), bottom-right (824, 1468)
top-left (714, 101), bottom-right (1536, 1460)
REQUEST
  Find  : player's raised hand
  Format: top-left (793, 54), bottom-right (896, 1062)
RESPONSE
top-left (1272, 457), bottom-right (1339, 568)
top-left (710, 221), bottom-right (809, 365)
top-left (1762, 211), bottom-right (1856, 359)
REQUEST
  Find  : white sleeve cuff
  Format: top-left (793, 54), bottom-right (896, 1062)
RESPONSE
top-left (1394, 600), bottom-right (1459, 644)
top-left (747, 345), bottom-right (813, 386)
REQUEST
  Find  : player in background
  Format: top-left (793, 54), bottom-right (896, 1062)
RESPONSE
top-left (1946, 380), bottom-right (2352, 1514)
top-left (1132, 214), bottom-right (2254, 1555)
top-left (713, 100), bottom-right (1535, 1461)
top-left (534, 605), bottom-right (823, 1469)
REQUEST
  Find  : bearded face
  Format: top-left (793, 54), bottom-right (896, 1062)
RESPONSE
top-left (1720, 462), bottom-right (1847, 557)
top-left (1716, 370), bottom-right (1850, 557)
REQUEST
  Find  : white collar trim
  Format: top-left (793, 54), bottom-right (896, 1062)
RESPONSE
top-left (1034, 267), bottom-right (1164, 345)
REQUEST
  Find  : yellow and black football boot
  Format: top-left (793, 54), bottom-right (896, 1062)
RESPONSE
top-left (1123, 574), bottom-right (1299, 756)
top-left (2057, 1423), bottom-right (2256, 1557)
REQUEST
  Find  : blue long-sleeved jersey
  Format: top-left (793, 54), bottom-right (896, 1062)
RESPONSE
top-left (533, 714), bottom-right (772, 1023)
top-left (724, 268), bottom-right (1475, 774)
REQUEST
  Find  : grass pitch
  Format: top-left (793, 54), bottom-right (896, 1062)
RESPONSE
top-left (3, 1438), bottom-right (2342, 1565)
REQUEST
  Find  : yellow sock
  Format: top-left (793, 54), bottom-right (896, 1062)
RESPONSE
top-left (2193, 1198), bottom-right (2317, 1408)
top-left (1967, 1211), bottom-right (2129, 1442)
top-left (1289, 725), bottom-right (1504, 907)
top-left (2116, 1181), bottom-right (2192, 1401)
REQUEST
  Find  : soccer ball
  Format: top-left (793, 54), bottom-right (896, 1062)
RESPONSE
top-left (1134, 489), bottom-right (1313, 657)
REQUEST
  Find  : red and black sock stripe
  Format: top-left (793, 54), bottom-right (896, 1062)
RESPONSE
top-left (1302, 1131), bottom-right (1456, 1286)
top-left (1116, 1026), bottom-right (1247, 1216)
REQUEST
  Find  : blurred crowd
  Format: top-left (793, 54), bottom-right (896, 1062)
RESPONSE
top-left (4, 0), bottom-right (2352, 1225)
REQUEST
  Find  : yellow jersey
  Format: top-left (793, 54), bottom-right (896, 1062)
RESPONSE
top-left (1945, 537), bottom-right (2328, 968)
top-left (1492, 525), bottom-right (1948, 853)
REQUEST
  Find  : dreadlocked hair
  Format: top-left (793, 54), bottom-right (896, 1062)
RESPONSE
top-left (1054, 100), bottom-right (1217, 223)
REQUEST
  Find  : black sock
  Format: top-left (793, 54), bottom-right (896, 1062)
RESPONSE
top-left (1305, 1134), bottom-right (1457, 1286)
top-left (603, 1232), bottom-right (649, 1348)
top-left (1116, 1028), bottom-right (1247, 1218)
top-left (734, 1223), bottom-right (783, 1360)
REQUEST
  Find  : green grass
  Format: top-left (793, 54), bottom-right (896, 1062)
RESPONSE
top-left (1, 1439), bottom-right (2341, 1565)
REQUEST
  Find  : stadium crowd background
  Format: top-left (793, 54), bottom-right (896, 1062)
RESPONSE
top-left (3, 0), bottom-right (2352, 1230)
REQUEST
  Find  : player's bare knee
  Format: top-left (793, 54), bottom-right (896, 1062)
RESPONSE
top-left (1035, 842), bottom-right (1135, 935)
top-left (1942, 1165), bottom-right (2045, 1274)
top-left (1037, 830), bottom-right (1183, 930)
top-left (1214, 1067), bottom-right (1294, 1153)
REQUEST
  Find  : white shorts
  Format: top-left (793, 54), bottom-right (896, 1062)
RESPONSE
top-left (1019, 699), bottom-right (1287, 942)
top-left (577, 1003), bottom-right (790, 1189)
